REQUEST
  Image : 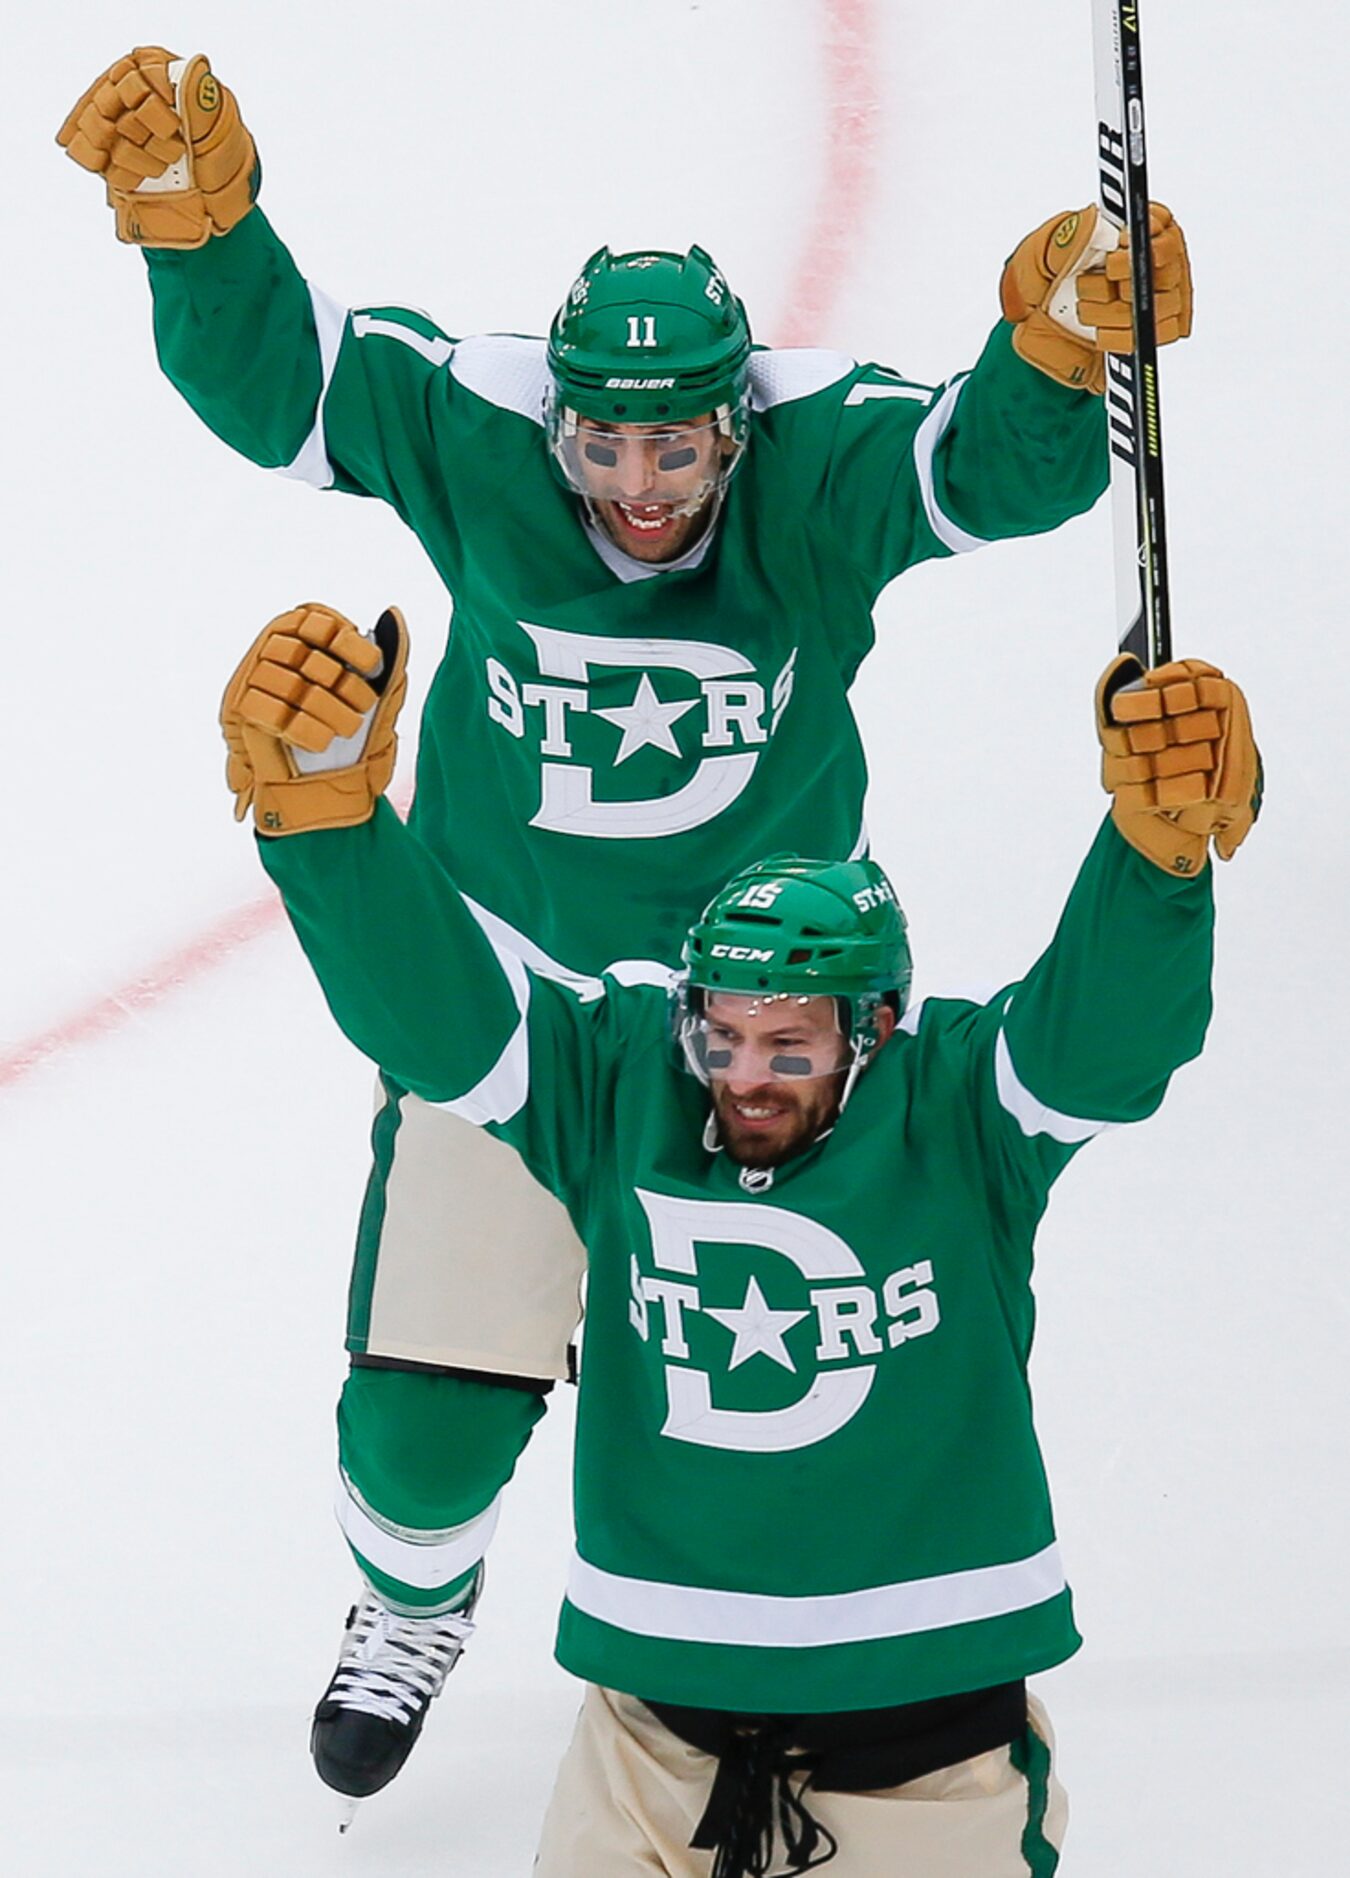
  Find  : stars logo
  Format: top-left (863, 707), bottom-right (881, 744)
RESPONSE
top-left (486, 624), bottom-right (792, 840)
top-left (631, 1192), bottom-right (942, 1455)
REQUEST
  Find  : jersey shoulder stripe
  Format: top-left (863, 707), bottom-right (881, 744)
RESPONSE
top-left (749, 347), bottom-right (855, 410)
top-left (449, 334), bottom-right (550, 426)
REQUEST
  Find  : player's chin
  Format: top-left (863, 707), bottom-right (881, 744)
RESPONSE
top-left (716, 1098), bottom-right (808, 1168)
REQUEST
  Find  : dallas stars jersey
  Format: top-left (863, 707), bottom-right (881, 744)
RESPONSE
top-left (149, 211), bottom-right (1107, 975)
top-left (262, 808), bottom-right (1214, 1712)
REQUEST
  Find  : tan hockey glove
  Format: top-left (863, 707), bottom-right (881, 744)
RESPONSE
top-left (1096, 655), bottom-right (1261, 875)
top-left (1000, 204), bottom-right (1193, 394)
top-left (57, 47), bottom-right (257, 249)
top-left (221, 605), bottom-right (409, 836)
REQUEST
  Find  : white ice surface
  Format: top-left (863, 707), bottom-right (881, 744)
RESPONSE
top-left (5, 1), bottom-right (1349, 1872)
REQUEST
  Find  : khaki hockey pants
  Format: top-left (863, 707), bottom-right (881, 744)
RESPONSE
top-left (533, 1685), bottom-right (1067, 1877)
top-left (336, 1084), bottom-right (586, 1609)
top-left (347, 1082), bottom-right (586, 1378)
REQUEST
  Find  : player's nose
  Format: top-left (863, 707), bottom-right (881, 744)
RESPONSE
top-left (616, 442), bottom-right (659, 498)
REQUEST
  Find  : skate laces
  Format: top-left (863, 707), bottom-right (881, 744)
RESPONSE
top-left (328, 1591), bottom-right (476, 1726)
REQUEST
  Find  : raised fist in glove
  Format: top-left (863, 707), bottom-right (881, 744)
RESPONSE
top-left (221, 605), bottom-right (409, 836)
top-left (1096, 656), bottom-right (1261, 875)
top-left (1001, 204), bottom-right (1192, 394)
top-left (57, 47), bottom-right (257, 249)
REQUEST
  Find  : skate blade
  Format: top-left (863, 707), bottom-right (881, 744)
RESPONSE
top-left (337, 1796), bottom-right (361, 1835)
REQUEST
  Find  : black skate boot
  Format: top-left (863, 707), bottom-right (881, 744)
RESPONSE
top-left (311, 1571), bottom-right (480, 1822)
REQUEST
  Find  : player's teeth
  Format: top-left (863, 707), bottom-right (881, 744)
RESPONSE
top-left (618, 504), bottom-right (667, 531)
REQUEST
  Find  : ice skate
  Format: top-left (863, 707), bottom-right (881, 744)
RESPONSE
top-left (311, 1573), bottom-right (480, 1820)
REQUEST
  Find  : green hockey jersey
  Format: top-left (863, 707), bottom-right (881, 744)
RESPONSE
top-left (261, 807), bottom-right (1214, 1712)
top-left (149, 211), bottom-right (1107, 976)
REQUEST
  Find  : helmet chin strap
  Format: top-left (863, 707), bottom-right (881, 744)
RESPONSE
top-left (835, 1035), bottom-right (870, 1118)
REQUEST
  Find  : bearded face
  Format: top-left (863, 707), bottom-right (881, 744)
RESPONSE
top-left (700, 992), bottom-right (854, 1168)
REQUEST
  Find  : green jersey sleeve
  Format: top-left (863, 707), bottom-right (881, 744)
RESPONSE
top-left (969, 814), bottom-right (1215, 1203)
top-left (146, 210), bottom-right (326, 470)
top-left (145, 209), bottom-right (509, 531)
top-left (256, 801), bottom-right (624, 1209)
top-left (765, 322), bottom-right (1108, 602)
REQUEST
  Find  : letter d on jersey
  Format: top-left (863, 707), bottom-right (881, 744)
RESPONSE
top-left (635, 1190), bottom-right (876, 1454)
top-left (517, 623), bottom-right (764, 840)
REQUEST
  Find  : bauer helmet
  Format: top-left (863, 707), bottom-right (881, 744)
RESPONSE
top-left (674, 855), bottom-right (912, 1098)
top-left (545, 244), bottom-right (752, 508)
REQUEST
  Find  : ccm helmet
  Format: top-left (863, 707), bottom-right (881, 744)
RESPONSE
top-left (675, 855), bottom-right (912, 1095)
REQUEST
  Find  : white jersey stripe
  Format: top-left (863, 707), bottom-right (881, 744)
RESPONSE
top-left (995, 1028), bottom-right (1117, 1144)
top-left (449, 333), bottom-right (549, 423)
top-left (336, 1471), bottom-right (501, 1590)
top-left (429, 894), bottom-right (676, 1122)
top-left (566, 1540), bottom-right (1066, 1649)
top-left (912, 375), bottom-right (990, 555)
top-left (431, 905), bottom-right (533, 1125)
top-left (458, 893), bottom-right (674, 1001)
top-left (278, 284), bottom-right (349, 490)
top-left (749, 348), bottom-right (856, 410)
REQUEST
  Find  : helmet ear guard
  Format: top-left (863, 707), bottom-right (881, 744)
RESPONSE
top-left (839, 989), bottom-right (892, 1059)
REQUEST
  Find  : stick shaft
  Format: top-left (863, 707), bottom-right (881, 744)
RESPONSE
top-left (1093, 0), bottom-right (1172, 664)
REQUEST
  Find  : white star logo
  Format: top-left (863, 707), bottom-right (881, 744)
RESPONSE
top-left (706, 1276), bottom-right (810, 1374)
top-left (594, 672), bottom-right (699, 767)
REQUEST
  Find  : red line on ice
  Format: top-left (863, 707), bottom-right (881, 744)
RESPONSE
top-left (0, 895), bottom-right (286, 1090)
top-left (5, 1), bottom-right (882, 1092)
top-left (773, 0), bottom-right (883, 348)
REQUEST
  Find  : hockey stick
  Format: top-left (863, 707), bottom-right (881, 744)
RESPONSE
top-left (1093, 0), bottom-right (1172, 665)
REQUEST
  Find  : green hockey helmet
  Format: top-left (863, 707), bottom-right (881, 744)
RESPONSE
top-left (545, 245), bottom-right (753, 507)
top-left (674, 855), bottom-right (912, 1090)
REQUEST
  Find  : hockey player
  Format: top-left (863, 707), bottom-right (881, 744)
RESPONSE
top-left (221, 601), bottom-right (1259, 1874)
top-left (59, 47), bottom-right (1196, 1801)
